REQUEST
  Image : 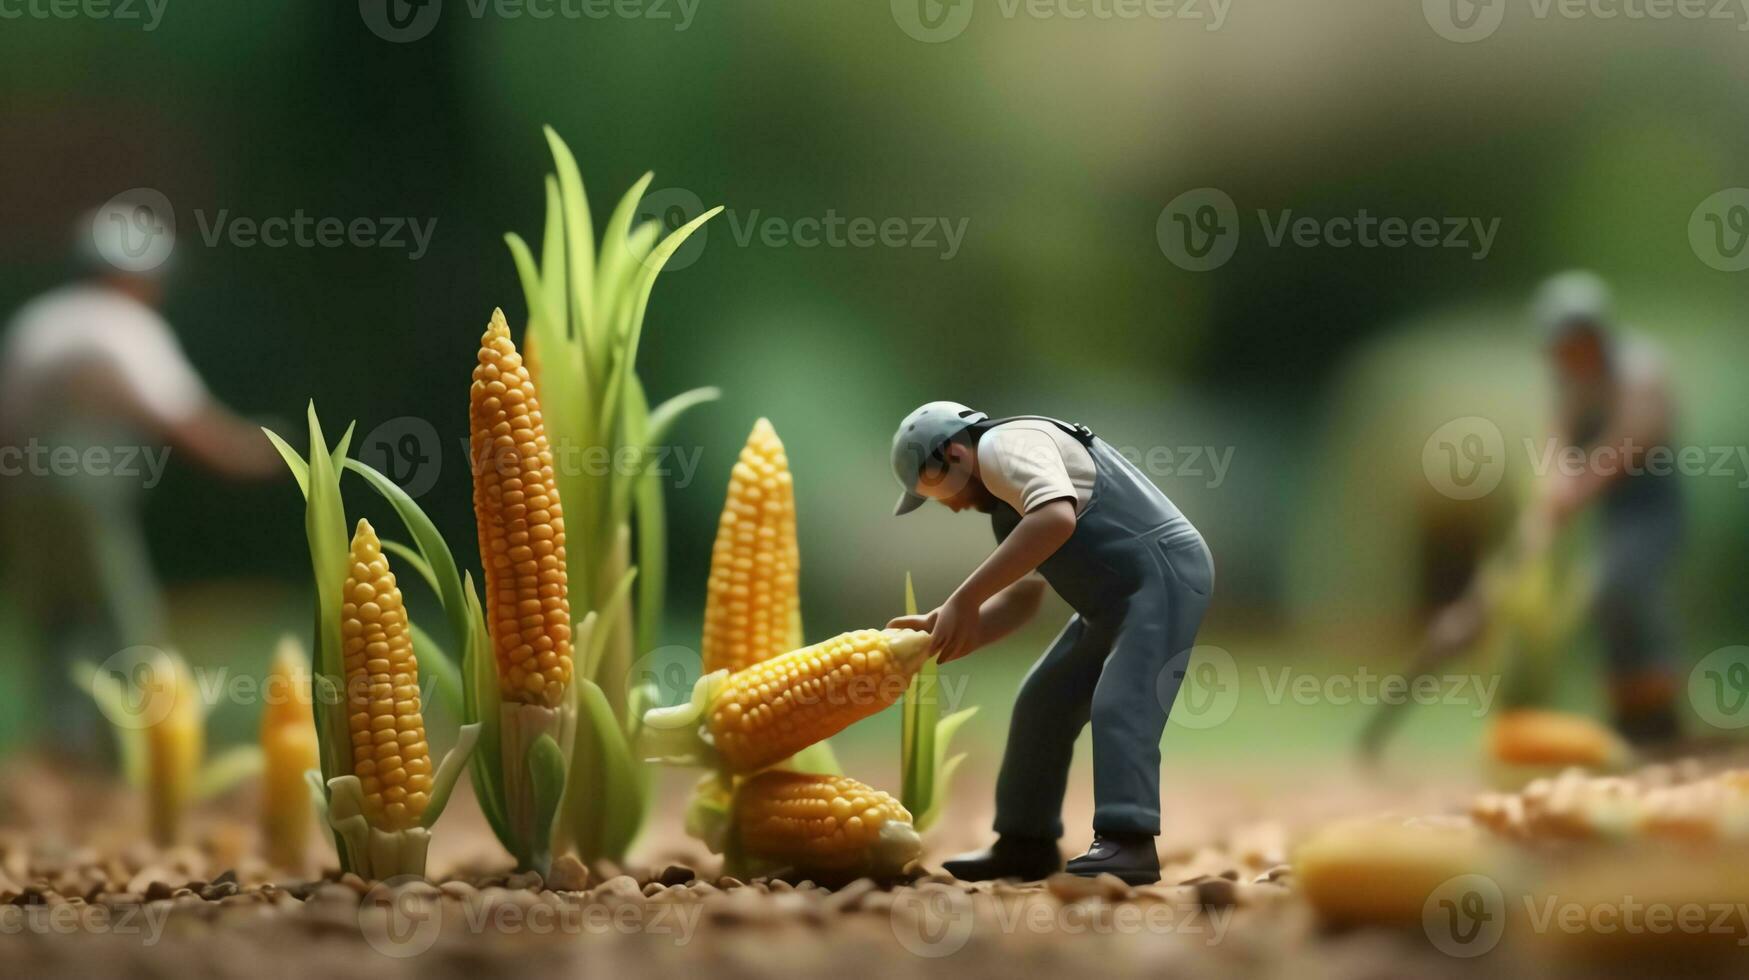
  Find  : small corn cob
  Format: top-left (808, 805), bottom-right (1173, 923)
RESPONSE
top-left (341, 518), bottom-right (434, 832)
top-left (644, 628), bottom-right (930, 773)
top-left (735, 771), bottom-right (920, 877)
top-left (470, 308), bottom-right (573, 708)
top-left (260, 636), bottom-right (319, 868)
top-left (702, 418), bottom-right (801, 676)
top-left (144, 650), bottom-right (203, 846)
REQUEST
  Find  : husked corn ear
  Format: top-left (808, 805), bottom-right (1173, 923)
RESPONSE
top-left (736, 771), bottom-right (919, 876)
top-left (1488, 709), bottom-right (1630, 770)
top-left (341, 519), bottom-right (433, 832)
top-left (703, 418), bottom-right (801, 676)
top-left (712, 628), bottom-right (929, 773)
top-left (144, 650), bottom-right (202, 846)
top-left (260, 637), bottom-right (319, 868)
top-left (471, 308), bottom-right (573, 707)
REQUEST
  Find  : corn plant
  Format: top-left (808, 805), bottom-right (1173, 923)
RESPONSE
top-left (260, 635), bottom-right (320, 869)
top-left (75, 649), bottom-right (262, 846)
top-left (502, 127), bottom-right (721, 863)
top-left (265, 404), bottom-right (479, 880)
top-left (899, 573), bottom-right (978, 833)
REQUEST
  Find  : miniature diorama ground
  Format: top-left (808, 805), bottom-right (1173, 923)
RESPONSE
top-left (2, 592), bottom-right (1740, 979)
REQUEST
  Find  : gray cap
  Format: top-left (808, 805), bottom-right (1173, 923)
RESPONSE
top-left (891, 401), bottom-right (987, 516)
top-left (1532, 270), bottom-right (1612, 343)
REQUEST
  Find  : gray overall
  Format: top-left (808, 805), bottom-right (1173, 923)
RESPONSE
top-left (985, 418), bottom-right (1213, 839)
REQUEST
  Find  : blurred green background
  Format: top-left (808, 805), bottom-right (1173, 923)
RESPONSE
top-left (2, 2), bottom-right (1747, 793)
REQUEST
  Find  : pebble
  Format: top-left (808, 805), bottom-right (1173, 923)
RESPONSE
top-left (505, 871), bottom-right (544, 891)
top-left (546, 855), bottom-right (590, 892)
top-left (1045, 873), bottom-right (1103, 902)
top-left (594, 875), bottom-right (643, 902)
top-left (716, 875), bottom-right (745, 890)
top-left (656, 864), bottom-right (696, 887)
top-left (824, 877), bottom-right (877, 913)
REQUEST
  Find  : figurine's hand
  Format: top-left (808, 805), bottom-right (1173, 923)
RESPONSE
top-left (932, 593), bottom-right (983, 664)
top-left (885, 612), bottom-right (936, 632)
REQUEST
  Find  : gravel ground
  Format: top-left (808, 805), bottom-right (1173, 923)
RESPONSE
top-left (2, 753), bottom-right (1744, 979)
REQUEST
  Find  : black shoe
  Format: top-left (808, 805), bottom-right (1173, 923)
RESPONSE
top-left (941, 836), bottom-right (1062, 882)
top-left (1066, 833), bottom-right (1160, 885)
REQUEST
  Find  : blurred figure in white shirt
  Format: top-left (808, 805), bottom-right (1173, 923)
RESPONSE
top-left (0, 206), bottom-right (281, 752)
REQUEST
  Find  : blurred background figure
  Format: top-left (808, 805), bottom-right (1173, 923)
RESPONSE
top-left (0, 211), bottom-right (281, 754)
top-left (1524, 271), bottom-right (1684, 743)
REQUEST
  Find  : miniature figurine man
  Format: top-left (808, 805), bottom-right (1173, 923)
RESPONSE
top-left (1517, 272), bottom-right (1684, 742)
top-left (887, 403), bottom-right (1213, 884)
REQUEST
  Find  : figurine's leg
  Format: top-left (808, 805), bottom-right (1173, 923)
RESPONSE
top-left (1088, 534), bottom-right (1213, 836)
top-left (1595, 505), bottom-right (1682, 742)
top-left (992, 614), bottom-right (1112, 839)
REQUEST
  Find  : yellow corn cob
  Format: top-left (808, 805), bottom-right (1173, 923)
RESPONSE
top-left (470, 308), bottom-right (573, 707)
top-left (702, 418), bottom-right (801, 676)
top-left (143, 650), bottom-right (202, 846)
top-left (688, 628), bottom-right (928, 773)
top-left (736, 770), bottom-right (920, 877)
top-left (261, 636), bottom-right (319, 868)
top-left (341, 519), bottom-right (433, 832)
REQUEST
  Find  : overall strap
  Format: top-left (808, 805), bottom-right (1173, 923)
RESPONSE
top-left (976, 415), bottom-right (1096, 447)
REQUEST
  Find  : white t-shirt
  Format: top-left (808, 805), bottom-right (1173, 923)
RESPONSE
top-left (976, 419), bottom-right (1097, 515)
top-left (0, 284), bottom-right (208, 434)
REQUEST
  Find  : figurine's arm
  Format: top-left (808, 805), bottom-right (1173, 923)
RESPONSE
top-left (932, 498), bottom-right (1076, 662)
top-left (1540, 367), bottom-right (1671, 528)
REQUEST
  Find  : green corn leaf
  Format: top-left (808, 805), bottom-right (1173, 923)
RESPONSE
top-left (595, 172), bottom-right (656, 334)
top-left (408, 620), bottom-right (464, 718)
top-left (72, 660), bottom-right (148, 789)
top-left (302, 404), bottom-right (354, 801)
top-left (786, 740), bottom-right (843, 777)
top-left (543, 127), bottom-right (598, 365)
top-left (262, 428), bottom-right (308, 495)
top-left (382, 539), bottom-right (438, 595)
top-left (342, 458), bottom-right (470, 659)
top-left (462, 572), bottom-right (512, 847)
top-left (583, 566), bottom-right (638, 683)
top-left (195, 746), bottom-right (264, 801)
top-left (525, 733), bottom-right (567, 876)
top-left (574, 678), bottom-right (645, 862)
top-left (422, 722), bottom-right (481, 829)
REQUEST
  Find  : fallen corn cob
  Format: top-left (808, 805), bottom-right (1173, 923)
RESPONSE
top-left (1488, 708), bottom-right (1632, 772)
top-left (734, 770), bottom-right (920, 878)
top-left (340, 518), bottom-right (434, 832)
top-left (471, 307), bottom-right (573, 708)
top-left (702, 418), bottom-right (801, 676)
top-left (260, 636), bottom-right (319, 869)
top-left (644, 628), bottom-right (930, 773)
top-left (1294, 816), bottom-right (1510, 927)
